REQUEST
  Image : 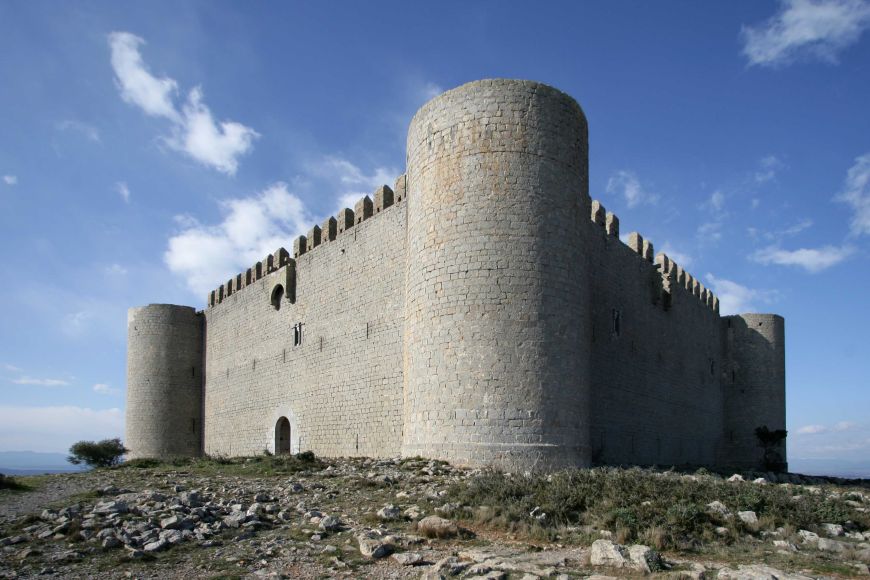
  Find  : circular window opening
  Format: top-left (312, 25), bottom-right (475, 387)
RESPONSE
top-left (271, 284), bottom-right (284, 310)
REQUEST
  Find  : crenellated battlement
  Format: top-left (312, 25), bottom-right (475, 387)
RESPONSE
top-left (206, 174), bottom-right (407, 309)
top-left (131, 79), bottom-right (786, 473)
top-left (588, 199), bottom-right (719, 314)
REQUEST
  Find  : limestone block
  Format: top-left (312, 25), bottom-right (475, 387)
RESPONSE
top-left (374, 185), bottom-right (394, 213)
top-left (355, 196), bottom-right (373, 223)
top-left (337, 208), bottom-right (355, 233)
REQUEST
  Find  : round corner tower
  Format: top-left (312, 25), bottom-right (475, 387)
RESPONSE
top-left (722, 313), bottom-right (787, 471)
top-left (402, 79), bottom-right (592, 470)
top-left (126, 304), bottom-right (203, 459)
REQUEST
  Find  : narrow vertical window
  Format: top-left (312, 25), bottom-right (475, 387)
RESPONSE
top-left (611, 308), bottom-right (621, 337)
top-left (293, 322), bottom-right (302, 346)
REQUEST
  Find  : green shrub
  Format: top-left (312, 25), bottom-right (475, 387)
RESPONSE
top-left (67, 438), bottom-right (128, 468)
top-left (0, 473), bottom-right (25, 490)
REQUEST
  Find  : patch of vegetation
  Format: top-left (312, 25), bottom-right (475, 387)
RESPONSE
top-left (115, 452), bottom-right (324, 477)
top-left (447, 467), bottom-right (869, 551)
top-left (0, 473), bottom-right (26, 491)
top-left (68, 438), bottom-right (128, 468)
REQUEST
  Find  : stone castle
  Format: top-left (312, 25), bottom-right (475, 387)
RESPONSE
top-left (126, 79), bottom-right (787, 471)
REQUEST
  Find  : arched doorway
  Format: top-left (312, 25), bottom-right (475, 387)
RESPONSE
top-left (275, 416), bottom-right (291, 454)
top-left (271, 284), bottom-right (285, 310)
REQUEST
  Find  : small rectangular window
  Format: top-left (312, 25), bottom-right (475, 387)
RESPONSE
top-left (293, 322), bottom-right (302, 346)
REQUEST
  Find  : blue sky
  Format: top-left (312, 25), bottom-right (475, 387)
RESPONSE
top-left (1, 1), bottom-right (869, 467)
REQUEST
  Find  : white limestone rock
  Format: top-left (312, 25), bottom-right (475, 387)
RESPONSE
top-left (589, 539), bottom-right (628, 568)
top-left (716, 564), bottom-right (812, 579)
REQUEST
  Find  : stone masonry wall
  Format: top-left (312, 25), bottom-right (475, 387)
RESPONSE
top-left (402, 79), bottom-right (593, 470)
top-left (202, 200), bottom-right (407, 458)
top-left (585, 220), bottom-right (724, 466)
top-left (721, 314), bottom-right (787, 470)
top-left (126, 304), bottom-right (203, 459)
top-left (127, 78), bottom-right (786, 471)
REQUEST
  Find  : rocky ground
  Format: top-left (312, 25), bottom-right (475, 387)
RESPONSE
top-left (1, 456), bottom-right (869, 579)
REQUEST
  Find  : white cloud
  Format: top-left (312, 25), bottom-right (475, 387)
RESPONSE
top-left (108, 31), bottom-right (258, 175)
top-left (755, 155), bottom-right (786, 183)
top-left (166, 87), bottom-right (259, 175)
top-left (705, 273), bottom-right (776, 315)
top-left (10, 376), bottom-right (70, 387)
top-left (314, 156), bottom-right (398, 213)
top-left (752, 218), bottom-right (814, 242)
top-left (62, 310), bottom-right (94, 337)
top-left (116, 181), bottom-right (131, 203)
top-left (418, 81), bottom-right (443, 103)
top-left (742, 0), bottom-right (870, 67)
top-left (659, 242), bottom-right (693, 268)
top-left (3, 175), bottom-right (17, 186)
top-left (93, 383), bottom-right (120, 396)
top-left (708, 190), bottom-right (725, 212)
top-left (165, 182), bottom-right (314, 296)
top-left (605, 170), bottom-right (659, 208)
top-left (105, 263), bottom-right (128, 276)
top-left (108, 32), bottom-right (180, 121)
top-left (0, 405), bottom-right (123, 453)
top-left (2, 364), bottom-right (22, 373)
top-left (836, 152), bottom-right (870, 236)
top-left (697, 221), bottom-right (723, 242)
top-left (57, 120), bottom-right (101, 143)
top-left (750, 244), bottom-right (854, 272)
top-left (798, 421), bottom-right (856, 434)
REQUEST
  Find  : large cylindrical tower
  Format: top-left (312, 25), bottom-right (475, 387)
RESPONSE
top-left (126, 304), bottom-right (203, 459)
top-left (402, 79), bottom-right (592, 470)
top-left (721, 314), bottom-right (787, 471)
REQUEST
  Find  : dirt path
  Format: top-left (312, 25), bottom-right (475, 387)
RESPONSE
top-left (0, 473), bottom-right (96, 524)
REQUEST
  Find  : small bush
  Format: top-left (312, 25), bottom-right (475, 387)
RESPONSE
top-left (0, 473), bottom-right (25, 490)
top-left (67, 438), bottom-right (128, 468)
top-left (123, 458), bottom-right (160, 469)
top-left (296, 450), bottom-right (316, 462)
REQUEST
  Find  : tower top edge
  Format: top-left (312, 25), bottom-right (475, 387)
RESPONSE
top-left (411, 78), bottom-right (585, 125)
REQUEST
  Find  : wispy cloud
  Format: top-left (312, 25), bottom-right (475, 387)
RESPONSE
top-left (108, 31), bottom-right (259, 175)
top-left (62, 310), bottom-right (94, 337)
top-left (750, 244), bottom-right (854, 272)
top-left (3, 175), bottom-right (17, 186)
top-left (749, 218), bottom-right (814, 242)
top-left (755, 154), bottom-right (786, 183)
top-left (166, 86), bottom-right (260, 175)
top-left (165, 182), bottom-right (314, 296)
top-left (116, 181), bottom-right (131, 203)
top-left (706, 190), bottom-right (726, 212)
top-left (104, 263), bottom-right (128, 276)
top-left (93, 383), bottom-right (120, 396)
top-left (798, 421), bottom-right (856, 434)
top-left (697, 221), bottom-right (723, 242)
top-left (836, 152), bottom-right (870, 236)
top-left (10, 376), bottom-right (70, 387)
top-left (741, 0), bottom-right (870, 67)
top-left (2, 364), bottom-right (22, 373)
top-left (165, 156), bottom-right (398, 298)
top-left (606, 170), bottom-right (659, 209)
top-left (705, 273), bottom-right (776, 315)
top-left (659, 242), bottom-right (693, 268)
top-left (312, 156), bottom-right (399, 213)
top-left (57, 120), bottom-right (101, 143)
top-left (0, 405), bottom-right (123, 452)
